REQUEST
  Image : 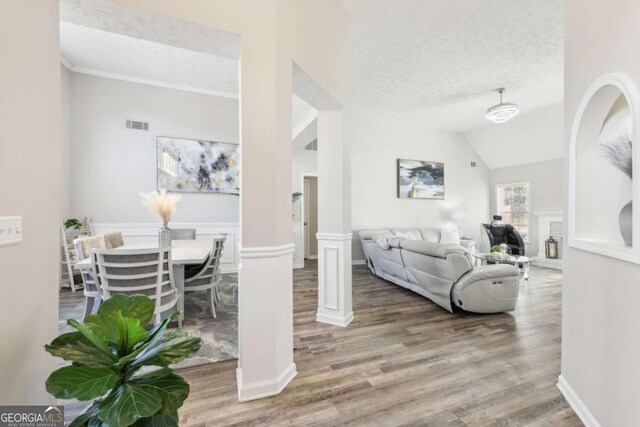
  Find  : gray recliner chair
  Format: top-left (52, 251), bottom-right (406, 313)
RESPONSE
top-left (359, 229), bottom-right (520, 313)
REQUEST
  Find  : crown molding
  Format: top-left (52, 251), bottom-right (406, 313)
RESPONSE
top-left (59, 62), bottom-right (238, 99)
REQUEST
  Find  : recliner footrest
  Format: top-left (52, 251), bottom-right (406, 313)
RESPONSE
top-left (451, 264), bottom-right (520, 313)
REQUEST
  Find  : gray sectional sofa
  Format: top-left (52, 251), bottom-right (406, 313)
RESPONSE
top-left (359, 228), bottom-right (520, 313)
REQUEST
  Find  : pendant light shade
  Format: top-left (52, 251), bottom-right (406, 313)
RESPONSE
top-left (485, 88), bottom-right (519, 123)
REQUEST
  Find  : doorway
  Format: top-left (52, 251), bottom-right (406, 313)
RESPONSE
top-left (303, 175), bottom-right (318, 260)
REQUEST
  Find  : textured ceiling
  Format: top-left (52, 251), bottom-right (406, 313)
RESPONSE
top-left (60, 0), bottom-right (240, 59)
top-left (344, 0), bottom-right (564, 132)
top-left (60, 22), bottom-right (238, 96)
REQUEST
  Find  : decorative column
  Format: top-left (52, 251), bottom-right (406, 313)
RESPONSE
top-left (236, 25), bottom-right (296, 401)
top-left (316, 110), bottom-right (354, 327)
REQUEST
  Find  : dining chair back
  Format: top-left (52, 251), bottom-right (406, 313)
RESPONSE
top-left (92, 247), bottom-right (181, 327)
top-left (104, 232), bottom-right (125, 249)
top-left (184, 235), bottom-right (226, 318)
top-left (171, 228), bottom-right (196, 240)
top-left (74, 235), bottom-right (107, 319)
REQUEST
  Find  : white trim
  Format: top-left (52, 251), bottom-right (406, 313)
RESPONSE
top-left (316, 232), bottom-right (353, 241)
top-left (316, 310), bottom-right (354, 327)
top-left (236, 363), bottom-right (297, 402)
top-left (60, 55), bottom-right (73, 71)
top-left (352, 259), bottom-right (366, 266)
top-left (557, 375), bottom-right (602, 427)
top-left (495, 181), bottom-right (531, 243)
top-left (238, 244), bottom-right (295, 259)
top-left (70, 66), bottom-right (239, 99)
top-left (568, 72), bottom-right (640, 264)
top-left (306, 255), bottom-right (318, 260)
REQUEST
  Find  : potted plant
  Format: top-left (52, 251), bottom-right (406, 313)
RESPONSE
top-left (45, 295), bottom-right (202, 426)
top-left (64, 218), bottom-right (84, 230)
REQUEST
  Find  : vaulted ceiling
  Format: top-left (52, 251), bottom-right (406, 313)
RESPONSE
top-left (343, 0), bottom-right (564, 133)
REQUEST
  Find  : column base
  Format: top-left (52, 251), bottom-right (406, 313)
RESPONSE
top-left (236, 363), bottom-right (297, 402)
top-left (236, 244), bottom-right (295, 402)
top-left (316, 310), bottom-right (354, 327)
top-left (316, 232), bottom-right (354, 327)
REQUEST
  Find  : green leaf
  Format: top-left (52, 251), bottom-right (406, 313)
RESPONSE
top-left (131, 329), bottom-right (202, 368)
top-left (45, 332), bottom-right (116, 367)
top-left (70, 311), bottom-right (147, 355)
top-left (130, 369), bottom-right (190, 414)
top-left (69, 401), bottom-right (103, 427)
top-left (131, 412), bottom-right (179, 427)
top-left (46, 365), bottom-right (119, 401)
top-left (99, 295), bottom-right (155, 326)
top-left (117, 313), bottom-right (178, 367)
top-left (98, 383), bottom-right (163, 426)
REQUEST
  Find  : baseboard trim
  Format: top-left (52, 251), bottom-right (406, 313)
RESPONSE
top-left (352, 259), bottom-right (366, 265)
top-left (306, 255), bottom-right (318, 260)
top-left (316, 310), bottom-right (354, 327)
top-left (236, 363), bottom-right (297, 402)
top-left (557, 375), bottom-right (601, 427)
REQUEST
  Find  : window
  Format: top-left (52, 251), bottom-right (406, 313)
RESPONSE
top-left (496, 182), bottom-right (530, 243)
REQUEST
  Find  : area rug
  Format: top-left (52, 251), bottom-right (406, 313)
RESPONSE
top-left (58, 274), bottom-right (239, 368)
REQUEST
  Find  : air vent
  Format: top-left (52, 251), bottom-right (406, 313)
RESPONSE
top-left (304, 139), bottom-right (318, 151)
top-left (126, 120), bottom-right (149, 131)
top-left (470, 161), bottom-right (476, 167)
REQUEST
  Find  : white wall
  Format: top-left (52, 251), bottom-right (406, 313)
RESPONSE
top-left (561, 1), bottom-right (640, 426)
top-left (350, 113), bottom-right (491, 260)
top-left (61, 65), bottom-right (72, 219)
top-left (0, 0), bottom-right (60, 404)
top-left (491, 159), bottom-right (564, 256)
top-left (466, 103), bottom-right (564, 169)
top-left (70, 73), bottom-right (239, 224)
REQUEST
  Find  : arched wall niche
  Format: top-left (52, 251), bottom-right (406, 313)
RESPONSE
top-left (569, 73), bottom-right (640, 263)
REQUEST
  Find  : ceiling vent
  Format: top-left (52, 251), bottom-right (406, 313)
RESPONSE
top-left (126, 120), bottom-right (149, 131)
top-left (304, 139), bottom-right (318, 151)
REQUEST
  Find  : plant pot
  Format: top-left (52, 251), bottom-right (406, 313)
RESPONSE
top-left (159, 225), bottom-right (172, 248)
top-left (619, 200), bottom-right (632, 246)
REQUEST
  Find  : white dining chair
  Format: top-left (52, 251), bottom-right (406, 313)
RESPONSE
top-left (92, 247), bottom-right (182, 327)
top-left (74, 235), bottom-right (107, 319)
top-left (184, 235), bottom-right (226, 318)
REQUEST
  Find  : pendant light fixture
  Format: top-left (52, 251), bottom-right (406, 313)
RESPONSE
top-left (485, 88), bottom-right (519, 123)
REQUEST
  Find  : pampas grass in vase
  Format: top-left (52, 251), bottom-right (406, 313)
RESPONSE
top-left (140, 189), bottom-right (182, 247)
top-left (600, 135), bottom-right (633, 246)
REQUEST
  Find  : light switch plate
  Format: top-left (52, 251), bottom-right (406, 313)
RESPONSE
top-left (0, 216), bottom-right (22, 247)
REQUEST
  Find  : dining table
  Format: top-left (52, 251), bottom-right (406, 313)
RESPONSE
top-left (74, 240), bottom-right (212, 323)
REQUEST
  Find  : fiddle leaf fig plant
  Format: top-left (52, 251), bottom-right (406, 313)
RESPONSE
top-left (45, 295), bottom-right (203, 427)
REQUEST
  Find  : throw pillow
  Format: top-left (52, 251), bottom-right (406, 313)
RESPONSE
top-left (440, 225), bottom-right (461, 245)
top-left (392, 230), bottom-right (422, 240)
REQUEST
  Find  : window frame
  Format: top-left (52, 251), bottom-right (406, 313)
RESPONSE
top-left (495, 181), bottom-right (531, 244)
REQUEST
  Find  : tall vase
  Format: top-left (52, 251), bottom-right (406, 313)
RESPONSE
top-left (159, 224), bottom-right (172, 248)
top-left (619, 200), bottom-right (632, 247)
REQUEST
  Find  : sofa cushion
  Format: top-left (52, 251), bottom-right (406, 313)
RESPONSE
top-left (392, 239), bottom-right (468, 259)
top-left (419, 228), bottom-right (441, 243)
top-left (391, 229), bottom-right (422, 240)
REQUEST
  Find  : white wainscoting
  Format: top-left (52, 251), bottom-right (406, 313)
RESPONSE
top-left (92, 223), bottom-right (239, 273)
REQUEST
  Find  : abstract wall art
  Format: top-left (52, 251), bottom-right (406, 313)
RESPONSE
top-left (157, 137), bottom-right (239, 194)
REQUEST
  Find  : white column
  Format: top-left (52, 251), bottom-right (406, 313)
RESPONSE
top-left (236, 24), bottom-right (296, 401)
top-left (316, 110), bottom-right (354, 327)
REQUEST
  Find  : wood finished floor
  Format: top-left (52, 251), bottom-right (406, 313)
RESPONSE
top-left (176, 262), bottom-right (581, 426)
